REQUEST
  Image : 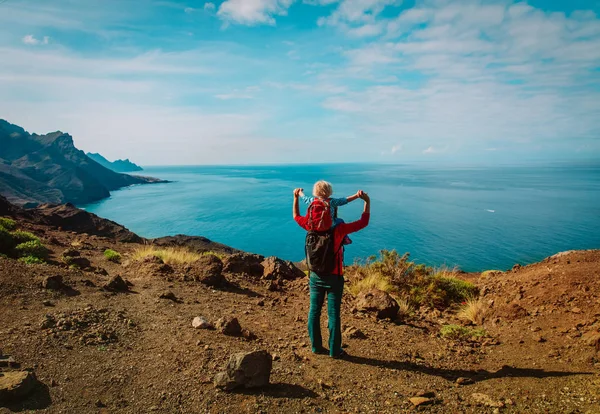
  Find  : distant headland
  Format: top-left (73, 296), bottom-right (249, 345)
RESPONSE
top-left (0, 119), bottom-right (167, 207)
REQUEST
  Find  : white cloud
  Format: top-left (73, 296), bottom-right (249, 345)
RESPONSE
top-left (22, 34), bottom-right (49, 45)
top-left (217, 0), bottom-right (295, 26)
top-left (318, 0), bottom-right (600, 156)
top-left (317, 0), bottom-right (401, 35)
top-left (391, 144), bottom-right (402, 153)
top-left (204, 2), bottom-right (216, 11)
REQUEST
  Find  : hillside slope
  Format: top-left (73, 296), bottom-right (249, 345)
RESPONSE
top-left (0, 199), bottom-right (598, 413)
top-left (0, 120), bottom-right (163, 206)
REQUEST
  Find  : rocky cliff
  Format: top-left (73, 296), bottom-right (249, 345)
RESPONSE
top-left (0, 120), bottom-right (164, 207)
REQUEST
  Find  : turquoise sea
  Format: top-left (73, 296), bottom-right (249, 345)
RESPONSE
top-left (81, 163), bottom-right (600, 272)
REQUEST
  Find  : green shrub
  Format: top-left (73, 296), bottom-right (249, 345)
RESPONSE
top-left (0, 217), bottom-right (16, 231)
top-left (440, 324), bottom-right (487, 340)
top-left (18, 256), bottom-right (45, 265)
top-left (0, 227), bottom-right (16, 254)
top-left (11, 230), bottom-right (40, 244)
top-left (104, 249), bottom-right (121, 263)
top-left (347, 250), bottom-right (478, 310)
top-left (14, 240), bottom-right (49, 259)
top-left (0, 253), bottom-right (8, 259)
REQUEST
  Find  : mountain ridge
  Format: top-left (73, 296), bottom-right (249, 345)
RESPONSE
top-left (0, 120), bottom-right (166, 207)
top-left (86, 152), bottom-right (143, 173)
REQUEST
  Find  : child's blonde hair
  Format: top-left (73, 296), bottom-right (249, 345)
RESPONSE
top-left (313, 180), bottom-right (333, 199)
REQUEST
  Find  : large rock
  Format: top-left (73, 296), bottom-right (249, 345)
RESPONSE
top-left (222, 253), bottom-right (265, 277)
top-left (355, 289), bottom-right (399, 320)
top-left (214, 350), bottom-right (272, 391)
top-left (0, 371), bottom-right (38, 403)
top-left (261, 257), bottom-right (305, 281)
top-left (188, 255), bottom-right (225, 287)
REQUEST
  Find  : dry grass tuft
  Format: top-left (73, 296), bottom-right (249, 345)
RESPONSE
top-left (348, 272), bottom-right (394, 297)
top-left (132, 246), bottom-right (202, 265)
top-left (457, 297), bottom-right (488, 325)
top-left (395, 296), bottom-right (414, 317)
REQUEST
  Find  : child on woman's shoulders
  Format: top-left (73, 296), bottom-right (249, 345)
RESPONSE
top-left (299, 180), bottom-right (362, 244)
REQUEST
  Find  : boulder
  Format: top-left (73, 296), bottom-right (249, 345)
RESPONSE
top-left (41, 275), bottom-right (65, 290)
top-left (261, 257), bottom-right (305, 281)
top-left (222, 253), bottom-right (264, 277)
top-left (215, 317), bottom-right (242, 336)
top-left (214, 350), bottom-right (272, 391)
top-left (0, 371), bottom-right (38, 403)
top-left (104, 275), bottom-right (129, 292)
top-left (355, 289), bottom-right (399, 320)
top-left (189, 255), bottom-right (224, 287)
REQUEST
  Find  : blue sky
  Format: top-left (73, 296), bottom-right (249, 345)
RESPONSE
top-left (1, 0), bottom-right (599, 165)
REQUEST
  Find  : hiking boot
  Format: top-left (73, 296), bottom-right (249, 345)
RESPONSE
top-left (332, 350), bottom-right (348, 359)
top-left (313, 347), bottom-right (328, 355)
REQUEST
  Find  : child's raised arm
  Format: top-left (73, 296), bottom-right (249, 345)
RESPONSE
top-left (329, 191), bottom-right (361, 208)
top-left (346, 191), bottom-right (362, 203)
top-left (299, 189), bottom-right (314, 205)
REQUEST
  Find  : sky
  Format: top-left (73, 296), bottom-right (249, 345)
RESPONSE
top-left (0, 0), bottom-right (599, 165)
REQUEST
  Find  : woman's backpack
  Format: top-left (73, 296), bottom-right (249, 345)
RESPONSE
top-left (305, 229), bottom-right (337, 275)
top-left (306, 198), bottom-right (332, 232)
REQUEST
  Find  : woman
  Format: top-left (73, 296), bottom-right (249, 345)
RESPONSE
top-left (293, 186), bottom-right (371, 358)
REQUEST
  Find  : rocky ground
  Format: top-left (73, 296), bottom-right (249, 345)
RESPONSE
top-left (1, 200), bottom-right (599, 413)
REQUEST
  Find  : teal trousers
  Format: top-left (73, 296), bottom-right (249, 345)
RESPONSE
top-left (308, 272), bottom-right (345, 357)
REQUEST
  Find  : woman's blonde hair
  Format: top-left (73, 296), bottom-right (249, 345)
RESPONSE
top-left (313, 180), bottom-right (333, 199)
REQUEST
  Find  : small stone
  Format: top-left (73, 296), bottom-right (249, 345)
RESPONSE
top-left (571, 307), bottom-right (582, 314)
top-left (534, 334), bottom-right (546, 343)
top-left (582, 331), bottom-right (600, 349)
top-left (41, 275), bottom-right (65, 290)
top-left (409, 397), bottom-right (432, 407)
top-left (0, 356), bottom-right (18, 368)
top-left (215, 317), bottom-right (242, 336)
top-left (158, 291), bottom-right (178, 302)
top-left (241, 329), bottom-right (257, 341)
top-left (471, 393), bottom-right (504, 408)
top-left (343, 326), bottom-right (367, 339)
top-left (42, 300), bottom-right (55, 307)
top-left (256, 300), bottom-right (265, 306)
top-left (95, 399), bottom-right (106, 408)
top-left (455, 377), bottom-right (473, 385)
top-left (103, 275), bottom-right (129, 292)
top-left (192, 317), bottom-right (213, 330)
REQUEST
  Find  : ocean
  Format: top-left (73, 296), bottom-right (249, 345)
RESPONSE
top-left (81, 163), bottom-right (600, 272)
